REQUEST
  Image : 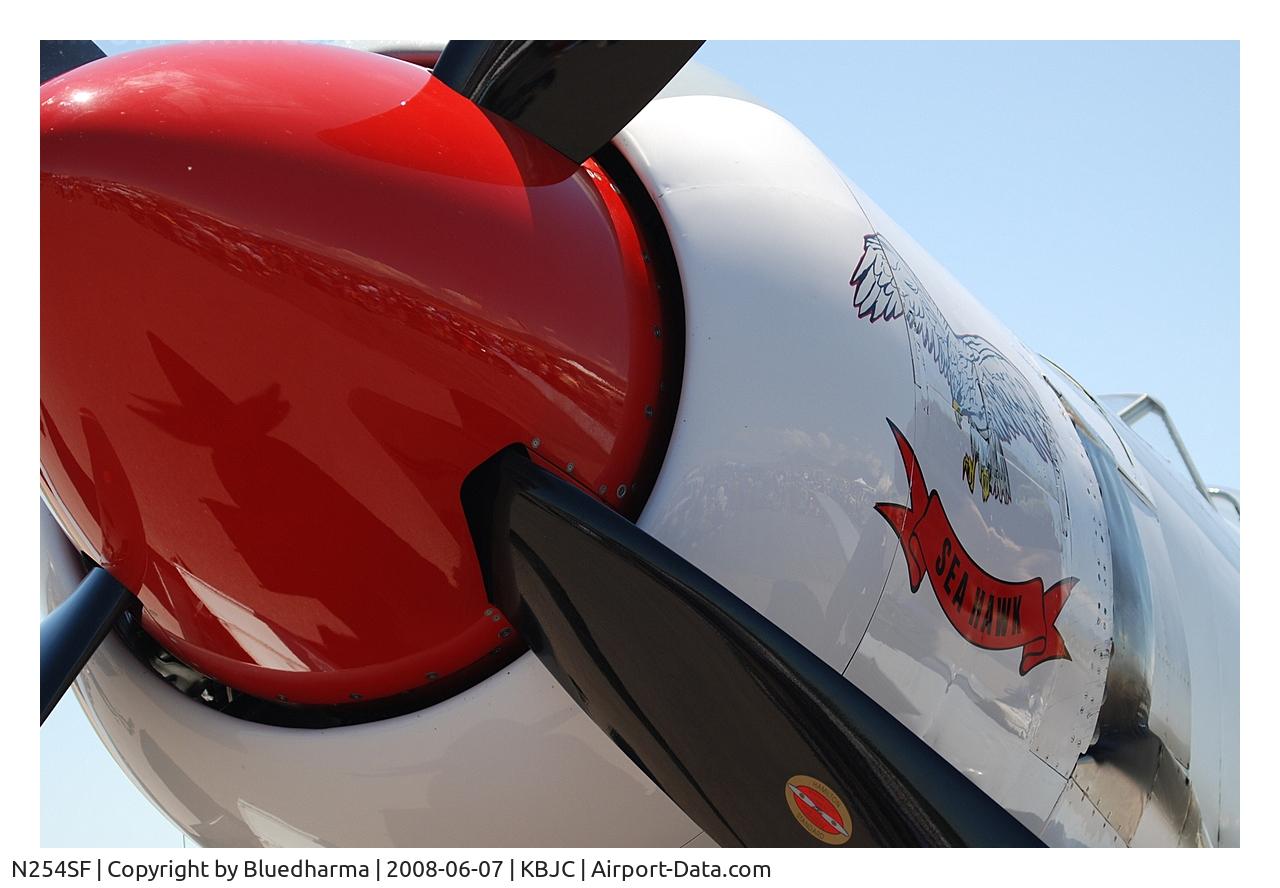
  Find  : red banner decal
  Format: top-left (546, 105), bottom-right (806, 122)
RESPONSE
top-left (874, 420), bottom-right (1074, 676)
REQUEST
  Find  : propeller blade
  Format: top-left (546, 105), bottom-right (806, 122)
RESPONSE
top-left (431, 40), bottom-right (703, 163)
top-left (41, 566), bottom-right (133, 724)
top-left (41, 40), bottom-right (105, 84)
top-left (469, 450), bottom-right (1043, 847)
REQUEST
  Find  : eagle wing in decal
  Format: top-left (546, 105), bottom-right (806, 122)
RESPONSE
top-left (849, 233), bottom-right (911, 323)
top-left (849, 234), bottom-right (1060, 504)
top-left (964, 336), bottom-right (1057, 469)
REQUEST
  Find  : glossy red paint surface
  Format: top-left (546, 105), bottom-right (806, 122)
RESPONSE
top-left (40, 43), bottom-right (673, 704)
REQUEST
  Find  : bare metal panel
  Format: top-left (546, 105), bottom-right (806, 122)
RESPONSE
top-left (1042, 780), bottom-right (1126, 848)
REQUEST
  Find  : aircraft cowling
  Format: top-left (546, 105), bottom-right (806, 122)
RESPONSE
top-left (38, 42), bottom-right (1237, 848)
top-left (40, 42), bottom-right (678, 706)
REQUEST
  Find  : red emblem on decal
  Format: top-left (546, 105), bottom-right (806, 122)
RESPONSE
top-left (875, 421), bottom-right (1076, 675)
top-left (784, 775), bottom-right (852, 845)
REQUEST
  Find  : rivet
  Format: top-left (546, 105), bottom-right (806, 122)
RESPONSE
top-left (644, 405), bottom-right (654, 418)
top-left (491, 613), bottom-right (501, 622)
top-left (566, 462), bottom-right (575, 474)
top-left (491, 646), bottom-right (503, 655)
top-left (616, 485), bottom-right (628, 498)
top-left (531, 437), bottom-right (541, 450)
top-left (276, 694), bottom-right (288, 702)
top-left (653, 326), bottom-right (662, 338)
top-left (499, 627), bottom-right (513, 639)
top-left (349, 693), bottom-right (363, 701)
top-left (598, 485), bottom-right (608, 495)
top-left (642, 252), bottom-right (651, 263)
top-left (484, 607), bottom-right (494, 617)
top-left (426, 672), bottom-right (440, 682)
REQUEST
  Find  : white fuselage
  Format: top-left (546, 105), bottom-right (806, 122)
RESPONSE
top-left (41, 71), bottom-right (1238, 848)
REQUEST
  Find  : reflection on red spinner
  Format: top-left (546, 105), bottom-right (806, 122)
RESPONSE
top-left (40, 41), bottom-right (677, 705)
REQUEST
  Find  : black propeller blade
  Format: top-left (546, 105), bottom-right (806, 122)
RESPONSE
top-left (41, 567), bottom-right (133, 724)
top-left (468, 449), bottom-right (1044, 847)
top-left (41, 40), bottom-right (105, 85)
top-left (432, 40), bottom-right (703, 163)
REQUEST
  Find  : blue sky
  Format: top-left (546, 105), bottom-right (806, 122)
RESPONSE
top-left (41, 692), bottom-right (187, 846)
top-left (42, 40), bottom-right (1239, 847)
top-left (695, 40), bottom-right (1240, 490)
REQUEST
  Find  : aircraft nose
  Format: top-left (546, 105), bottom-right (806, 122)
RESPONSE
top-left (40, 41), bottom-right (680, 708)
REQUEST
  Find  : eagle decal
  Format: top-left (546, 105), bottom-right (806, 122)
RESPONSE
top-left (850, 233), bottom-right (1058, 504)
